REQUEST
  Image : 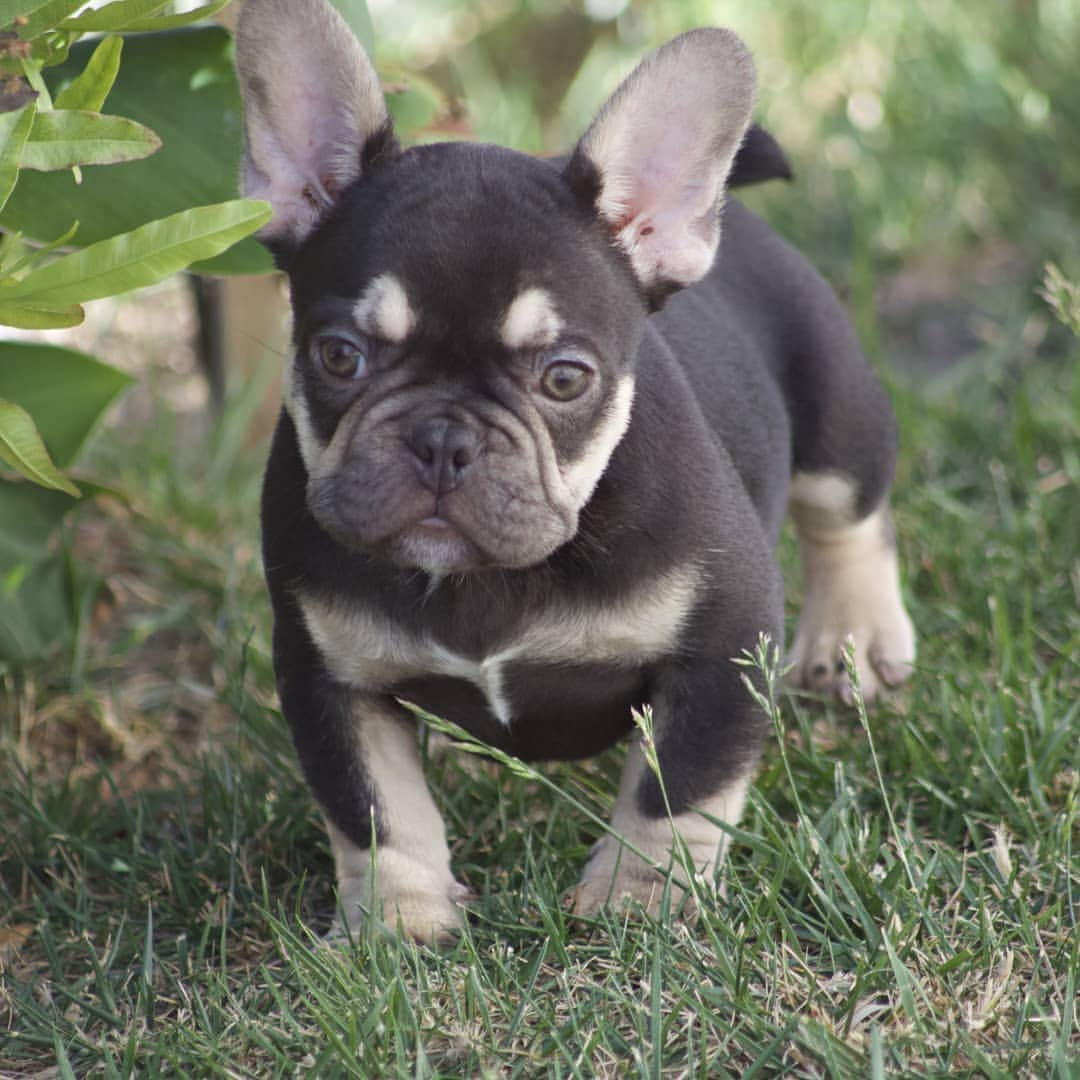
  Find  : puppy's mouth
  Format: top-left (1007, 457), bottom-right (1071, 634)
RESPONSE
top-left (415, 514), bottom-right (455, 534)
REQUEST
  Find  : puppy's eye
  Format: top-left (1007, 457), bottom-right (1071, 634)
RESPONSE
top-left (540, 358), bottom-right (593, 402)
top-left (315, 336), bottom-right (368, 380)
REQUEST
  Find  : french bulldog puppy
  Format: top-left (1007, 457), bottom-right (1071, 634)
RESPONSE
top-left (235, 0), bottom-right (916, 942)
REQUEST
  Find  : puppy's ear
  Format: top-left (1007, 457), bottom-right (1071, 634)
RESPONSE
top-left (235, 0), bottom-right (396, 256)
top-left (566, 30), bottom-right (755, 304)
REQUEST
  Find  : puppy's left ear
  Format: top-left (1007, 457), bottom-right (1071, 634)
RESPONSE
top-left (234, 0), bottom-right (396, 259)
top-left (566, 30), bottom-right (755, 305)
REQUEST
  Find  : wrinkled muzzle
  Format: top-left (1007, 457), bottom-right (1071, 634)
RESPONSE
top-left (305, 397), bottom-right (583, 573)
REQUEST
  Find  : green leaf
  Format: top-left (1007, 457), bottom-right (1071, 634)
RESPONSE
top-left (0, 342), bottom-right (132, 468)
top-left (58, 0), bottom-right (232, 33)
top-left (19, 57), bottom-right (53, 109)
top-left (8, 0), bottom-right (84, 38)
top-left (0, 301), bottom-right (84, 328)
top-left (1, 219), bottom-right (79, 278)
top-left (0, 553), bottom-right (75, 665)
top-left (20, 110), bottom-right (161, 171)
top-left (383, 66), bottom-right (448, 136)
top-left (1, 28), bottom-right (273, 276)
top-left (0, 344), bottom-right (121, 668)
top-left (28, 33), bottom-right (73, 72)
top-left (0, 396), bottom-right (80, 495)
top-left (57, 0), bottom-right (171, 32)
top-left (0, 101), bottom-right (34, 215)
top-left (0, 475), bottom-right (73, 565)
top-left (0, 231), bottom-right (28, 273)
top-left (0, 199), bottom-right (271, 307)
top-left (0, 223), bottom-right (83, 325)
top-left (54, 36), bottom-right (124, 112)
top-left (92, 0), bottom-right (231, 34)
top-left (0, 0), bottom-right (41, 25)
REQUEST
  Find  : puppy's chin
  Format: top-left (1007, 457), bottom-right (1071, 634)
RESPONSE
top-left (383, 516), bottom-right (577, 575)
top-left (391, 519), bottom-right (484, 575)
top-left (311, 503), bottom-right (483, 573)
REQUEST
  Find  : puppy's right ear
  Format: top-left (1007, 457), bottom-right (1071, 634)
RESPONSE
top-left (565, 29), bottom-right (755, 307)
top-left (235, 0), bottom-right (396, 258)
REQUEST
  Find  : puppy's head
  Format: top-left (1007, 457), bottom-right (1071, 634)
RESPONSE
top-left (236, 0), bottom-right (755, 574)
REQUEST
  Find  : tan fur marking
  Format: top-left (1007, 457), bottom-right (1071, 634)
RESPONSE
top-left (574, 740), bottom-right (751, 916)
top-left (298, 561), bottom-right (700, 727)
top-left (300, 597), bottom-right (424, 691)
top-left (499, 287), bottom-right (564, 351)
top-left (281, 367), bottom-right (326, 473)
top-left (327, 704), bottom-right (467, 943)
top-left (789, 470), bottom-right (858, 527)
top-left (561, 376), bottom-right (636, 506)
top-left (353, 273), bottom-right (416, 343)
top-left (789, 493), bottom-right (916, 701)
top-left (499, 560), bottom-right (698, 668)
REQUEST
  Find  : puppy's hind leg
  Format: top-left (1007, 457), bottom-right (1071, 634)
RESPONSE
top-left (782, 288), bottom-right (916, 702)
top-left (788, 476), bottom-right (915, 703)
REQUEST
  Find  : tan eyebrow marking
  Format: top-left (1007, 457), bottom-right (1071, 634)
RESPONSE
top-left (352, 273), bottom-right (417, 343)
top-left (499, 287), bottom-right (564, 350)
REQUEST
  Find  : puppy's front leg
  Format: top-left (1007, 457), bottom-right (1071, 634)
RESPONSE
top-left (322, 698), bottom-right (471, 943)
top-left (275, 627), bottom-right (467, 943)
top-left (574, 659), bottom-right (767, 917)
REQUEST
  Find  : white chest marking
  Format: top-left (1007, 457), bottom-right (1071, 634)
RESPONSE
top-left (298, 563), bottom-right (700, 728)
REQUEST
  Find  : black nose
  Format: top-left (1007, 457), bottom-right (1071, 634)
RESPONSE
top-left (407, 417), bottom-right (480, 494)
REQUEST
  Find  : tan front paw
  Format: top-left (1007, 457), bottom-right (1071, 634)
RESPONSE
top-left (574, 770), bottom-right (749, 920)
top-left (333, 848), bottom-right (472, 945)
top-left (572, 834), bottom-right (706, 919)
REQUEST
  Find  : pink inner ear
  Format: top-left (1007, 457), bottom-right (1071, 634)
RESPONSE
top-left (611, 205), bottom-right (644, 231)
top-left (576, 29), bottom-right (755, 291)
top-left (606, 131), bottom-right (716, 228)
top-left (237, 0), bottom-right (392, 247)
top-left (607, 147), bottom-right (729, 290)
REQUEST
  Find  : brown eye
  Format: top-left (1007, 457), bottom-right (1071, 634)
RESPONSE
top-left (316, 336), bottom-right (368, 380)
top-left (540, 359), bottom-right (593, 401)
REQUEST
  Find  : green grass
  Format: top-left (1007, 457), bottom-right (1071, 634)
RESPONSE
top-left (1, 326), bottom-right (1076, 1076)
